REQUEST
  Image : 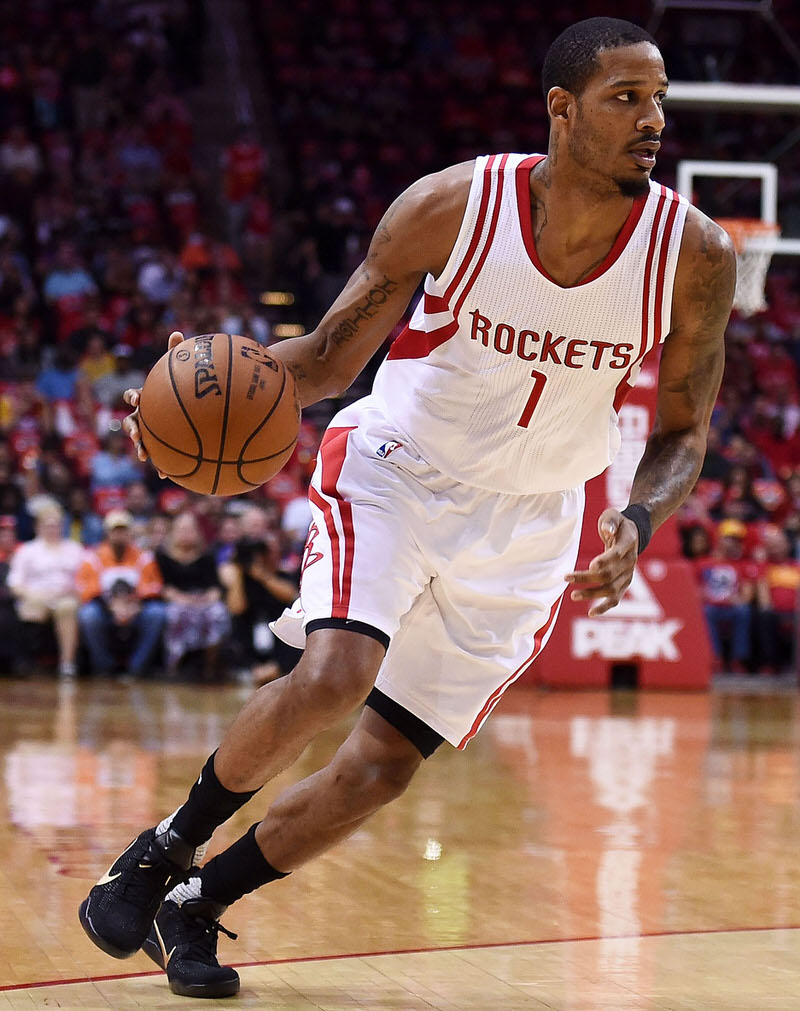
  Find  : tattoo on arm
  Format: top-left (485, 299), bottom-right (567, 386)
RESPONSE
top-left (628, 217), bottom-right (734, 529)
top-left (321, 274), bottom-right (400, 348)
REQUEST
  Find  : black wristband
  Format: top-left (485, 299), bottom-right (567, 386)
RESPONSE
top-left (621, 504), bottom-right (652, 554)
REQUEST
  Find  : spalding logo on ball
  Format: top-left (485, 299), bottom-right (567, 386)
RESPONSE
top-left (138, 333), bottom-right (301, 496)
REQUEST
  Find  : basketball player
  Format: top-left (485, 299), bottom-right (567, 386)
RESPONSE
top-left (79, 18), bottom-right (734, 998)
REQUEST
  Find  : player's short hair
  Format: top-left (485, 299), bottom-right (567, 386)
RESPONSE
top-left (542, 17), bottom-right (658, 99)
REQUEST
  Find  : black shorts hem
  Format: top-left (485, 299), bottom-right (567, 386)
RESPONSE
top-left (305, 617), bottom-right (390, 651)
top-left (365, 687), bottom-right (445, 759)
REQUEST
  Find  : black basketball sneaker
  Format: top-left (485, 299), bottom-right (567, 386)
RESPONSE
top-left (78, 824), bottom-right (200, 959)
top-left (142, 894), bottom-right (240, 999)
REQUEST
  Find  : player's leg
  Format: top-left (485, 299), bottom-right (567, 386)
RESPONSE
top-left (78, 627), bottom-right (385, 960)
top-left (142, 707), bottom-right (431, 998)
top-left (79, 412), bottom-right (431, 964)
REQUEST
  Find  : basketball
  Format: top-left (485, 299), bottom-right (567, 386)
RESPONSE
top-left (137, 333), bottom-right (300, 496)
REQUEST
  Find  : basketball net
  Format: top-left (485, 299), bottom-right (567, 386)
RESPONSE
top-left (715, 217), bottom-right (780, 317)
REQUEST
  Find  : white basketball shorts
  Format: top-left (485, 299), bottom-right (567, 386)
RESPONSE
top-left (272, 398), bottom-right (584, 749)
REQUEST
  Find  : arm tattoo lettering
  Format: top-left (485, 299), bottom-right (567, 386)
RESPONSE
top-left (324, 275), bottom-right (400, 348)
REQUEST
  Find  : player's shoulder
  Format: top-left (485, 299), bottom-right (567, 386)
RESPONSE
top-left (678, 203), bottom-right (736, 270)
top-left (400, 159), bottom-right (476, 220)
top-left (672, 201), bottom-right (736, 306)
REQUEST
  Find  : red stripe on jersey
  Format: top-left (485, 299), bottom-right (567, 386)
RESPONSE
top-left (638, 188), bottom-right (668, 360)
top-left (387, 155), bottom-right (506, 362)
top-left (385, 319), bottom-right (459, 361)
top-left (612, 379), bottom-right (633, 414)
top-left (613, 189), bottom-right (672, 414)
top-left (458, 594), bottom-right (562, 749)
top-left (653, 192), bottom-right (680, 343)
top-left (442, 154), bottom-right (497, 304)
top-left (423, 290), bottom-right (450, 315)
top-left (452, 153), bottom-right (508, 318)
top-left (516, 155), bottom-right (648, 288)
top-left (313, 426), bottom-right (356, 617)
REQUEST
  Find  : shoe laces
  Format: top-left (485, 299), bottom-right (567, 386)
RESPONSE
top-left (182, 914), bottom-right (238, 963)
top-left (118, 854), bottom-right (172, 908)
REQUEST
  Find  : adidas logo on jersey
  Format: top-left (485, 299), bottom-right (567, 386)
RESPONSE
top-left (469, 308), bottom-right (635, 371)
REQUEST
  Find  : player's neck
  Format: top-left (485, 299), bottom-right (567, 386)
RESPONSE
top-left (532, 154), bottom-right (636, 244)
top-left (529, 154), bottom-right (640, 285)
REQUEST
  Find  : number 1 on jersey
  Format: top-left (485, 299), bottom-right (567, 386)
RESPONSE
top-left (517, 369), bottom-right (548, 428)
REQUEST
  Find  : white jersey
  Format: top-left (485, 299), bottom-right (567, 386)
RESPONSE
top-left (370, 152), bottom-right (689, 494)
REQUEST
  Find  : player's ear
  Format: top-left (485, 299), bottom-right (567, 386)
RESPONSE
top-left (546, 86), bottom-right (573, 124)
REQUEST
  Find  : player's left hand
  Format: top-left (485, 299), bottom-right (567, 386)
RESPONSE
top-left (564, 508), bottom-right (639, 617)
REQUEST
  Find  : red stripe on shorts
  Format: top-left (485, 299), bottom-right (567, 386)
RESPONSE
top-left (316, 426), bottom-right (356, 618)
top-left (457, 595), bottom-right (563, 749)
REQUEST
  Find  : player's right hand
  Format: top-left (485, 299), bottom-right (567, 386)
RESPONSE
top-left (122, 331), bottom-right (185, 474)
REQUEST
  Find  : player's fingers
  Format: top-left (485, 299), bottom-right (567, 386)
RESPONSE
top-left (570, 571), bottom-right (631, 602)
top-left (123, 388), bottom-right (141, 408)
top-left (123, 411), bottom-right (148, 462)
top-left (566, 567), bottom-right (614, 584)
top-left (574, 574), bottom-right (631, 610)
top-left (586, 543), bottom-right (636, 578)
top-left (588, 596), bottom-right (619, 617)
top-left (167, 330), bottom-right (185, 349)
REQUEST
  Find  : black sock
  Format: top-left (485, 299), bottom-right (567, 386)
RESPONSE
top-left (170, 751), bottom-right (261, 847)
top-left (199, 822), bottom-right (289, 905)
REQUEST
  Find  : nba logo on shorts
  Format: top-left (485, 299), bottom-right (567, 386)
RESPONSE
top-left (376, 440), bottom-right (402, 459)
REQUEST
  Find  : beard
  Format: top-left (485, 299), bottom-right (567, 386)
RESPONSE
top-left (615, 173), bottom-right (652, 198)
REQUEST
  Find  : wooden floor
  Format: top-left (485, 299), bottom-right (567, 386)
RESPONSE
top-left (1, 678), bottom-right (799, 1008)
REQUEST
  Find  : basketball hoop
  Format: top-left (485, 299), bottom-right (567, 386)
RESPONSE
top-left (715, 217), bottom-right (780, 317)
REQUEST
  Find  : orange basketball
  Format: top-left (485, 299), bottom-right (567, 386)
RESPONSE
top-left (137, 333), bottom-right (300, 496)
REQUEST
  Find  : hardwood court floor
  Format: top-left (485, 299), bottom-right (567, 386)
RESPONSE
top-left (1, 678), bottom-right (799, 1008)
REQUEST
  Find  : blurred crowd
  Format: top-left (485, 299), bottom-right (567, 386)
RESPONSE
top-left (0, 498), bottom-right (304, 682)
top-left (0, 0), bottom-right (317, 682)
top-left (679, 314), bottom-right (800, 675)
top-left (3, 0), bottom-right (800, 680)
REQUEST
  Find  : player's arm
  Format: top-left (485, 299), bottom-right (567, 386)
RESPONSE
top-left (269, 162), bottom-right (473, 406)
top-left (567, 207), bottom-right (735, 615)
top-left (122, 163), bottom-right (472, 459)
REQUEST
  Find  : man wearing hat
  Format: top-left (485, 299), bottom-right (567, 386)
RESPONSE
top-left (76, 509), bottom-right (165, 677)
top-left (695, 518), bottom-right (760, 673)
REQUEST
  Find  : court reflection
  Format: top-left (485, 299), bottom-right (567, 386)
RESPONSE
top-left (0, 677), bottom-right (799, 994)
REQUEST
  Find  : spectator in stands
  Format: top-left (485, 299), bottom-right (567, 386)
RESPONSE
top-left (214, 513), bottom-right (241, 565)
top-left (0, 515), bottom-right (19, 673)
top-left (6, 503), bottom-right (83, 678)
top-left (219, 536), bottom-right (298, 685)
top-left (92, 345), bottom-right (145, 408)
top-left (155, 511), bottom-right (230, 678)
top-left (757, 527), bottom-right (800, 674)
top-left (78, 333), bottom-right (115, 386)
top-left (76, 509), bottom-right (165, 677)
top-left (42, 240), bottom-right (97, 303)
top-left (144, 513), bottom-right (171, 552)
top-left (695, 519), bottom-right (760, 673)
top-left (683, 524), bottom-right (713, 561)
top-left (0, 126), bottom-right (42, 182)
top-left (64, 487), bottom-right (104, 546)
top-left (35, 347), bottom-right (89, 406)
top-left (90, 431), bottom-right (142, 492)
